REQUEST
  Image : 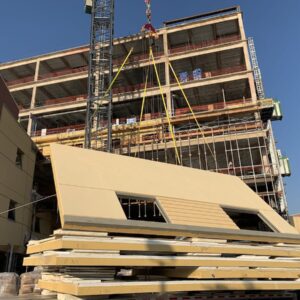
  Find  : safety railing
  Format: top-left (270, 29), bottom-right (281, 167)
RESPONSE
top-left (112, 120), bottom-right (263, 148)
top-left (175, 98), bottom-right (252, 116)
top-left (32, 123), bottom-right (85, 137)
top-left (17, 103), bottom-right (32, 111)
top-left (114, 50), bottom-right (164, 66)
top-left (6, 75), bottom-right (35, 87)
top-left (5, 66), bottom-right (88, 87)
top-left (172, 120), bottom-right (263, 140)
top-left (35, 94), bottom-right (87, 107)
top-left (108, 99), bottom-right (254, 127)
top-left (170, 65), bottom-right (247, 84)
top-left (31, 102), bottom-right (259, 138)
top-left (38, 66), bottom-right (88, 80)
top-left (217, 164), bottom-right (273, 177)
top-left (112, 65), bottom-right (247, 95)
top-left (169, 34), bottom-right (241, 55)
top-left (112, 81), bottom-right (157, 95)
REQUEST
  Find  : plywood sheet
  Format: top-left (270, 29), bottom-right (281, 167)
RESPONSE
top-left (38, 279), bottom-right (300, 296)
top-left (26, 235), bottom-right (300, 257)
top-left (23, 253), bottom-right (300, 268)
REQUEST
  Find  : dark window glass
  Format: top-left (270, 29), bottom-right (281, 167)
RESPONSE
top-left (16, 148), bottom-right (23, 169)
top-left (8, 200), bottom-right (16, 221)
top-left (223, 208), bottom-right (273, 232)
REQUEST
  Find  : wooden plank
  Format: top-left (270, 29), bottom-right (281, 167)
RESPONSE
top-left (53, 229), bottom-right (108, 238)
top-left (23, 254), bottom-right (300, 268)
top-left (38, 280), bottom-right (300, 296)
top-left (160, 267), bottom-right (300, 279)
top-left (26, 236), bottom-right (300, 257)
top-left (63, 216), bottom-right (300, 244)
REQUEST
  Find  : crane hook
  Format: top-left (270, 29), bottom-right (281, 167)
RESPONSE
top-left (141, 0), bottom-right (158, 39)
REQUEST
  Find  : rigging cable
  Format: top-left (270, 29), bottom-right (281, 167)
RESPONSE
top-left (0, 194), bottom-right (57, 216)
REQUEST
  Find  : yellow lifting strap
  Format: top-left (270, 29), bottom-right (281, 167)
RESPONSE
top-left (91, 47), bottom-right (134, 121)
top-left (168, 62), bottom-right (217, 166)
top-left (134, 55), bottom-right (151, 158)
top-left (139, 59), bottom-right (150, 127)
top-left (150, 47), bottom-right (181, 165)
top-left (104, 47), bottom-right (134, 97)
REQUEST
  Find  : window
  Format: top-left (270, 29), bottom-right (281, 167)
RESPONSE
top-left (15, 148), bottom-right (23, 169)
top-left (223, 208), bottom-right (273, 232)
top-left (117, 194), bottom-right (166, 223)
top-left (8, 200), bottom-right (16, 221)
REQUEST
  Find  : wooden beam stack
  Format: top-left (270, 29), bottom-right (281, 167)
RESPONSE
top-left (24, 226), bottom-right (300, 299)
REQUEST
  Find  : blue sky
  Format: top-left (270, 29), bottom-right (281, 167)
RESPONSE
top-left (0, 1), bottom-right (299, 213)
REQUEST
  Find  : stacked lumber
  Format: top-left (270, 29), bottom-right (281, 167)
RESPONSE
top-left (23, 226), bottom-right (300, 299)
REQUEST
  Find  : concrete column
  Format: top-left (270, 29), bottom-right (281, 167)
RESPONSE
top-left (238, 14), bottom-right (258, 103)
top-left (162, 29), bottom-right (172, 115)
top-left (27, 61), bottom-right (40, 136)
top-left (247, 73), bottom-right (258, 102)
top-left (243, 43), bottom-right (252, 71)
top-left (27, 113), bottom-right (33, 136)
top-left (237, 13), bottom-right (246, 40)
top-left (30, 60), bottom-right (40, 109)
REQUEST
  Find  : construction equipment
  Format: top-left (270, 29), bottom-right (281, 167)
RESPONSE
top-left (84, 0), bottom-right (157, 152)
top-left (84, 0), bottom-right (115, 151)
top-left (248, 37), bottom-right (265, 99)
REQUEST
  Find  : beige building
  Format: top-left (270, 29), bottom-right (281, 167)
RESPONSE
top-left (0, 76), bottom-right (37, 272)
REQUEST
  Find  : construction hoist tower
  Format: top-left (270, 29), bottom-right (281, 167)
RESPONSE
top-left (84, 0), bottom-right (115, 151)
top-left (248, 37), bottom-right (265, 100)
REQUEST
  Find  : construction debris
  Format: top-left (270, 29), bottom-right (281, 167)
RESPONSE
top-left (0, 273), bottom-right (19, 297)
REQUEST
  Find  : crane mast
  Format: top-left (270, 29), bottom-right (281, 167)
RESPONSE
top-left (84, 0), bottom-right (115, 151)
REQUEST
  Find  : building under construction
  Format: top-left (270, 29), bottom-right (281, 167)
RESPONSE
top-left (0, 6), bottom-right (291, 219)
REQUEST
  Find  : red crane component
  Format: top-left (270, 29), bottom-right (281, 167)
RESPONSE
top-left (141, 0), bottom-right (157, 37)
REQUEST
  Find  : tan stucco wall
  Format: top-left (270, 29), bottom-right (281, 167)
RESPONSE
top-left (50, 144), bottom-right (297, 234)
top-left (0, 104), bottom-right (36, 253)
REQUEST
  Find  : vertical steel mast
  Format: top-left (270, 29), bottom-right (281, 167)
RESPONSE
top-left (248, 37), bottom-right (265, 100)
top-left (84, 0), bottom-right (114, 151)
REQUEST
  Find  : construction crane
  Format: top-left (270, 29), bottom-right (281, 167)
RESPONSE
top-left (84, 0), bottom-right (115, 151)
top-left (84, 0), bottom-right (155, 152)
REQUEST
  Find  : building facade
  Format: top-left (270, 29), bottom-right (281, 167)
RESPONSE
top-left (0, 7), bottom-right (290, 217)
top-left (0, 76), bottom-right (37, 272)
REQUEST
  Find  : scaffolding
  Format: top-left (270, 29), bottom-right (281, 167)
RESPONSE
top-left (104, 113), bottom-right (287, 217)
